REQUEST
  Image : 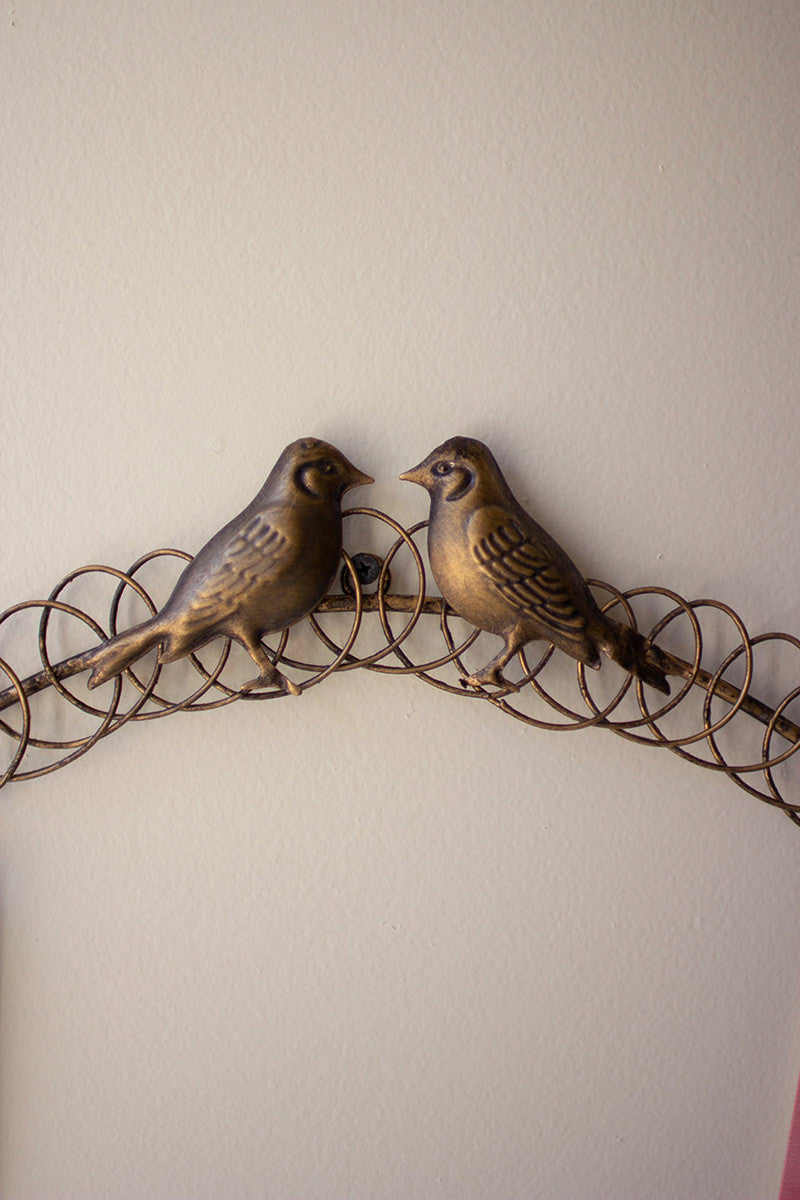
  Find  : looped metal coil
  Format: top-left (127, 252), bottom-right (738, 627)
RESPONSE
top-left (1, 507), bottom-right (798, 827)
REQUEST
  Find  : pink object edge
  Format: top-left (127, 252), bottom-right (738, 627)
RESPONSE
top-left (780, 1067), bottom-right (800, 1200)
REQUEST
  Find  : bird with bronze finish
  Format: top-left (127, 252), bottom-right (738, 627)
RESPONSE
top-left (84, 438), bottom-right (373, 696)
top-left (400, 437), bottom-right (671, 695)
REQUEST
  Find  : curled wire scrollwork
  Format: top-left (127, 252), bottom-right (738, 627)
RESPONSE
top-left (0, 507), bottom-right (798, 827)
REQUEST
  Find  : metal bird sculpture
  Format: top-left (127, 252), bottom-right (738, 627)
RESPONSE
top-left (84, 438), bottom-right (373, 696)
top-left (400, 436), bottom-right (671, 695)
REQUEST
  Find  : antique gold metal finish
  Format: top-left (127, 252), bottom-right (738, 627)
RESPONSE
top-left (400, 437), bottom-right (671, 695)
top-left (1, 440), bottom-right (799, 829)
top-left (83, 438), bottom-right (373, 697)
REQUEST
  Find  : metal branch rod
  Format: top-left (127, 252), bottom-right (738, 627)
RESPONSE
top-left (0, 594), bottom-right (435, 714)
top-left (1, 522), bottom-right (798, 823)
top-left (1, 593), bottom-right (798, 746)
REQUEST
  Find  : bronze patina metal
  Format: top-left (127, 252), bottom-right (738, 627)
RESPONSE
top-left (1, 436), bottom-right (799, 827)
top-left (83, 438), bottom-right (373, 696)
top-left (401, 437), bottom-right (671, 695)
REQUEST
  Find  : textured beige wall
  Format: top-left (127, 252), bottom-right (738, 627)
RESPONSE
top-left (2, 2), bottom-right (799, 1197)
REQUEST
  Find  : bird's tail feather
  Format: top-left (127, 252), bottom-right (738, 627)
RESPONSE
top-left (85, 620), bottom-right (165, 690)
top-left (603, 619), bottom-right (672, 695)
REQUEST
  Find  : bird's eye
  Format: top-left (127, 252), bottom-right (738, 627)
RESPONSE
top-left (432, 461), bottom-right (452, 476)
top-left (318, 462), bottom-right (338, 475)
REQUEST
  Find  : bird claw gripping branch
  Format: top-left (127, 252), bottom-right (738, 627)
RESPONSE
top-left (1, 435), bottom-right (799, 827)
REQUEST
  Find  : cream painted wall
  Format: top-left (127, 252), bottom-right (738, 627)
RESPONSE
top-left (2, 3), bottom-right (799, 1197)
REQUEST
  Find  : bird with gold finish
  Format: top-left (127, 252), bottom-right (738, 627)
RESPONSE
top-left (400, 436), bottom-right (671, 696)
top-left (84, 438), bottom-right (373, 696)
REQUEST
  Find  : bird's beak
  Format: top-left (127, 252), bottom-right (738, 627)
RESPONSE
top-left (345, 466), bottom-right (374, 491)
top-left (399, 461), bottom-right (428, 487)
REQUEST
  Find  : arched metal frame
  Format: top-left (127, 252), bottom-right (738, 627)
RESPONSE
top-left (1, 506), bottom-right (798, 826)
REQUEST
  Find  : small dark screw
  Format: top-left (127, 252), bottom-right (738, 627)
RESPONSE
top-left (341, 553), bottom-right (390, 596)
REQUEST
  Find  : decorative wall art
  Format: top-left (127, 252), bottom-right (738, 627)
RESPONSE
top-left (1, 437), bottom-right (797, 827)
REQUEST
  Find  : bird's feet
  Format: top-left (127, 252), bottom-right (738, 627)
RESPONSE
top-left (459, 668), bottom-right (520, 696)
top-left (241, 670), bottom-right (301, 697)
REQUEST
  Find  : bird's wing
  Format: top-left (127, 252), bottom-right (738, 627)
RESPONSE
top-left (186, 514), bottom-right (291, 622)
top-left (470, 512), bottom-right (590, 637)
